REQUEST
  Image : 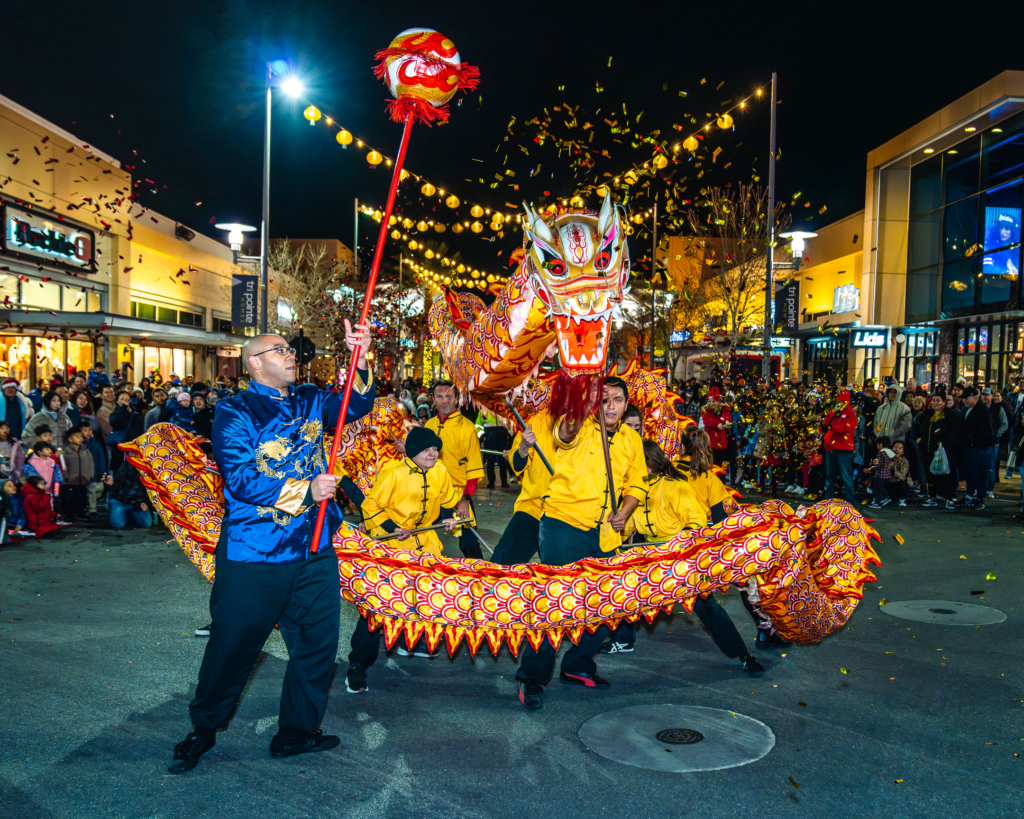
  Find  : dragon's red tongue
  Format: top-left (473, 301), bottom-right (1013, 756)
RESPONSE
top-left (555, 313), bottom-right (610, 372)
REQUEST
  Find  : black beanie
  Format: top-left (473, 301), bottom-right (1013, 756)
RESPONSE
top-left (405, 426), bottom-right (443, 460)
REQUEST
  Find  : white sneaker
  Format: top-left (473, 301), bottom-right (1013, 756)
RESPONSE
top-left (56, 520), bottom-right (74, 527)
top-left (396, 645), bottom-right (439, 658)
top-left (985, 492), bottom-right (995, 499)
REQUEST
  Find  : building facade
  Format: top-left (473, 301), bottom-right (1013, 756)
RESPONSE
top-left (0, 93), bottom-right (252, 389)
top-left (784, 70), bottom-right (1024, 390)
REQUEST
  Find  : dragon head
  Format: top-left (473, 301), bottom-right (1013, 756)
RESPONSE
top-left (522, 192), bottom-right (630, 375)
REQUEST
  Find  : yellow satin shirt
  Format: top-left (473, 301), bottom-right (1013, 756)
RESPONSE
top-left (361, 457), bottom-right (462, 556)
top-left (426, 412), bottom-right (484, 491)
top-left (674, 456), bottom-right (731, 517)
top-left (626, 474), bottom-right (706, 540)
top-left (544, 417), bottom-right (646, 552)
top-left (509, 408), bottom-right (557, 521)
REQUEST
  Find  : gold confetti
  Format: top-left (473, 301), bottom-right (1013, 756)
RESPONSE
top-left (894, 534), bottom-right (904, 545)
top-left (959, 555), bottom-right (967, 560)
top-left (840, 668), bottom-right (849, 674)
top-left (880, 598), bottom-right (887, 606)
top-left (894, 779), bottom-right (904, 784)
top-left (986, 572), bottom-right (997, 580)
top-left (788, 777), bottom-right (801, 789)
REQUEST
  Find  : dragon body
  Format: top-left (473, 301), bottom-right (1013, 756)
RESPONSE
top-left (126, 195), bottom-right (880, 652)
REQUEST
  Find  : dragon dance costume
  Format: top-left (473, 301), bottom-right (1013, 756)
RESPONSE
top-left (126, 194), bottom-right (880, 681)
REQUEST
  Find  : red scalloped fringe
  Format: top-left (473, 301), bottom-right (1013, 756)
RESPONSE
top-left (549, 370), bottom-right (604, 424)
top-left (384, 96), bottom-right (449, 126)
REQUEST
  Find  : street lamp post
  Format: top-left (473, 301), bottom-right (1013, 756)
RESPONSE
top-left (762, 72), bottom-right (778, 380)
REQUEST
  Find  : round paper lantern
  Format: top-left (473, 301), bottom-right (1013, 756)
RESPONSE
top-left (336, 129), bottom-right (353, 145)
top-left (492, 211), bottom-right (504, 223)
top-left (402, 218), bottom-right (414, 229)
top-left (421, 182), bottom-right (436, 196)
top-left (399, 169), bottom-right (410, 181)
top-left (445, 194), bottom-right (460, 209)
top-left (683, 136), bottom-right (699, 152)
top-left (367, 150), bottom-right (383, 165)
top-left (425, 249), bottom-right (435, 259)
top-left (470, 221), bottom-right (483, 233)
top-left (456, 264), bottom-right (466, 273)
top-left (717, 113), bottom-right (733, 129)
top-left (388, 215), bottom-right (397, 226)
top-left (596, 185), bottom-right (609, 198)
top-left (570, 196), bottom-right (584, 207)
top-left (408, 240), bottom-right (419, 250)
top-left (471, 269), bottom-right (479, 278)
top-left (391, 229), bottom-right (402, 240)
top-left (470, 204), bottom-right (484, 218)
top-left (434, 223), bottom-right (446, 233)
top-left (452, 223), bottom-right (464, 234)
top-left (416, 220), bottom-right (428, 232)
top-left (653, 154), bottom-right (668, 169)
top-left (624, 170), bottom-right (638, 185)
top-left (490, 221), bottom-right (501, 231)
top-left (304, 105), bottom-right (321, 125)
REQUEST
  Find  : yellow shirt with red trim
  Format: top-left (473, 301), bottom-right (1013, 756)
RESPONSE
top-left (426, 412), bottom-right (484, 492)
top-left (361, 457), bottom-right (462, 556)
top-left (509, 408), bottom-right (557, 521)
top-left (674, 456), bottom-right (731, 518)
top-left (544, 417), bottom-right (646, 552)
top-left (626, 474), bottom-right (706, 541)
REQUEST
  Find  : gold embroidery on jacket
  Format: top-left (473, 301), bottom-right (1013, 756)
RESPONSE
top-left (256, 437), bottom-right (292, 478)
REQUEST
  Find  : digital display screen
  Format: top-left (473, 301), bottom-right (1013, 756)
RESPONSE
top-left (982, 206), bottom-right (1020, 276)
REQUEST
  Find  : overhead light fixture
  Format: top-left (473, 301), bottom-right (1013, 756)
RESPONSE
top-left (993, 128), bottom-right (1004, 133)
top-left (215, 222), bottom-right (258, 252)
top-left (923, 148), bottom-right (935, 154)
top-left (948, 149), bottom-right (958, 155)
top-left (779, 230), bottom-right (818, 255)
top-left (965, 126), bottom-right (976, 132)
top-left (280, 77), bottom-right (304, 98)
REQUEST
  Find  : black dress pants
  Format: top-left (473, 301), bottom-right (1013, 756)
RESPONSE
top-left (489, 511), bottom-right (540, 565)
top-left (515, 516), bottom-right (610, 683)
top-left (189, 533), bottom-right (341, 733)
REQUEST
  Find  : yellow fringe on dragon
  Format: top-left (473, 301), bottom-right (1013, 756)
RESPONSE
top-left (124, 193), bottom-right (879, 655)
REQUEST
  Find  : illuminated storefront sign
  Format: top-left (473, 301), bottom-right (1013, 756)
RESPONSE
top-left (833, 284), bottom-right (860, 313)
top-left (852, 329), bottom-right (888, 348)
top-left (1, 200), bottom-right (95, 270)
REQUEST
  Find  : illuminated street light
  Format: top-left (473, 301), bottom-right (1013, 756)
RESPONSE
top-left (215, 222), bottom-right (257, 255)
top-left (779, 230), bottom-right (818, 256)
top-left (280, 77), bottom-right (304, 98)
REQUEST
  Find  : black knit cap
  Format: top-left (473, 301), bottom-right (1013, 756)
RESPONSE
top-left (405, 426), bottom-right (443, 460)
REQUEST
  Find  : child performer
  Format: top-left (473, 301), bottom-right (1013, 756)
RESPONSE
top-left (344, 427), bottom-right (461, 693)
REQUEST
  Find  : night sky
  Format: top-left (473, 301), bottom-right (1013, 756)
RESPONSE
top-left (5, 0), bottom-right (1024, 278)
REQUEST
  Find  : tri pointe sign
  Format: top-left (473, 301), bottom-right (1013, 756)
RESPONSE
top-left (1, 201), bottom-right (95, 270)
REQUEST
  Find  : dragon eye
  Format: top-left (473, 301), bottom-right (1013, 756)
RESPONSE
top-left (595, 250), bottom-right (612, 271)
top-left (542, 258), bottom-right (566, 277)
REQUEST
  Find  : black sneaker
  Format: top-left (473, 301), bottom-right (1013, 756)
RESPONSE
top-left (194, 623), bottom-right (211, 637)
top-left (600, 640), bottom-right (635, 654)
top-left (167, 729), bottom-right (215, 774)
top-left (346, 664), bottom-right (368, 694)
top-left (269, 728), bottom-right (341, 759)
top-left (741, 654), bottom-right (766, 677)
top-left (755, 631), bottom-right (791, 650)
top-left (559, 670), bottom-right (610, 689)
top-left (517, 680), bottom-right (543, 710)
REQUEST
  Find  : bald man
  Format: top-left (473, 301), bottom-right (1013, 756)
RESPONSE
top-left (169, 321), bottom-right (375, 774)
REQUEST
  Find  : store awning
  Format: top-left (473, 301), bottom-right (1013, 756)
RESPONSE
top-left (0, 310), bottom-right (246, 346)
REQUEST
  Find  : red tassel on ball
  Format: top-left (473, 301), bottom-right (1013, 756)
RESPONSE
top-left (549, 371), bottom-right (604, 424)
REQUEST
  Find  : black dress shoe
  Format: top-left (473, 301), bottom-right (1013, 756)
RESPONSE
top-left (269, 728), bottom-right (341, 758)
top-left (755, 630), bottom-right (791, 650)
top-left (168, 729), bottom-right (215, 774)
top-left (741, 654), bottom-right (766, 677)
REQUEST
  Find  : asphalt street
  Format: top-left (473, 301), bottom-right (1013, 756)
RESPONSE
top-left (1, 482), bottom-right (1022, 819)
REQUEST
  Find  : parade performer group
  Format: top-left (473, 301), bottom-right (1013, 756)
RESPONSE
top-left (118, 27), bottom-right (878, 774)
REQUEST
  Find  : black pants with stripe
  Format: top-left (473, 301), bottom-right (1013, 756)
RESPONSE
top-left (490, 511), bottom-right (540, 565)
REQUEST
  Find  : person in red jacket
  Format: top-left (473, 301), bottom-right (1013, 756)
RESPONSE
top-left (821, 390), bottom-right (857, 503)
top-left (701, 388), bottom-right (733, 470)
top-left (20, 476), bottom-right (60, 538)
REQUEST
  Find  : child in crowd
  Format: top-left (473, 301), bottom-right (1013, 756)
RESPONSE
top-left (20, 476), bottom-right (59, 538)
top-left (61, 425), bottom-right (94, 522)
top-left (3, 479), bottom-right (28, 537)
top-left (23, 442), bottom-right (63, 497)
top-left (80, 423), bottom-right (107, 518)
top-left (884, 441), bottom-right (912, 508)
top-left (865, 436), bottom-right (895, 508)
top-left (169, 391), bottom-right (196, 432)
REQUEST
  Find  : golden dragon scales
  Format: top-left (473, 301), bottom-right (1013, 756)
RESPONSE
top-left (124, 194), bottom-right (880, 654)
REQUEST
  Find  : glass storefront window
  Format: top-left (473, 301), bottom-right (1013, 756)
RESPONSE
top-left (981, 113), bottom-right (1024, 190)
top-left (906, 266), bottom-right (938, 323)
top-left (0, 273), bottom-right (18, 307)
top-left (21, 280), bottom-right (61, 311)
top-left (941, 258), bottom-right (975, 318)
top-left (908, 212), bottom-right (941, 270)
top-left (942, 135), bottom-right (981, 205)
top-left (131, 345), bottom-right (198, 386)
top-left (942, 196), bottom-right (979, 261)
top-left (0, 336), bottom-right (32, 389)
top-left (910, 152), bottom-right (943, 216)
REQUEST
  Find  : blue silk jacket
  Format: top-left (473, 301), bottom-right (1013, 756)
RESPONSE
top-left (211, 371), bottom-right (374, 563)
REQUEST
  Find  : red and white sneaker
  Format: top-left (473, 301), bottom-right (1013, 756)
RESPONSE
top-left (559, 670), bottom-right (610, 689)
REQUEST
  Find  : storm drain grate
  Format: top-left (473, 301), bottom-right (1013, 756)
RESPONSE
top-left (656, 728), bottom-right (704, 745)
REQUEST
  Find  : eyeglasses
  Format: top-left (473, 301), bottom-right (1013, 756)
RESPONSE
top-left (251, 346), bottom-right (296, 358)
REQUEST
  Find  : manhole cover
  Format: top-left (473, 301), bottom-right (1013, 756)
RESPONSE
top-left (656, 728), bottom-right (704, 745)
top-left (880, 600), bottom-right (1006, 626)
top-left (579, 704), bottom-right (774, 772)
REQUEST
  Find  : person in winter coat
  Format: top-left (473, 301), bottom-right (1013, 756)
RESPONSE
top-left (0, 421), bottom-right (25, 482)
top-left (23, 442), bottom-right (62, 495)
top-left (79, 423), bottom-right (107, 517)
top-left (1, 378), bottom-right (33, 441)
top-left (61, 426), bottom-right (94, 522)
top-left (20, 476), bottom-right (59, 538)
top-left (190, 393), bottom-right (214, 440)
top-left (956, 386), bottom-right (994, 509)
top-left (982, 388), bottom-right (1008, 497)
top-left (874, 385), bottom-right (913, 444)
top-left (108, 391), bottom-right (145, 473)
top-left (106, 461), bottom-right (153, 530)
top-left (3, 479), bottom-right (27, 537)
top-left (167, 391), bottom-right (196, 432)
top-left (22, 392), bottom-right (73, 451)
top-left (918, 395), bottom-right (958, 507)
top-left (145, 389), bottom-right (169, 430)
top-left (821, 390), bottom-right (857, 503)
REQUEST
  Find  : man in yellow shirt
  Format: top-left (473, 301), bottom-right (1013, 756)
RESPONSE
top-left (514, 376), bottom-right (645, 711)
top-left (490, 409), bottom-right (556, 565)
top-left (345, 426), bottom-right (460, 693)
top-left (425, 381), bottom-right (485, 559)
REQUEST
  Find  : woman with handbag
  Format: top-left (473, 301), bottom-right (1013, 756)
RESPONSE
top-left (919, 395), bottom-right (958, 508)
